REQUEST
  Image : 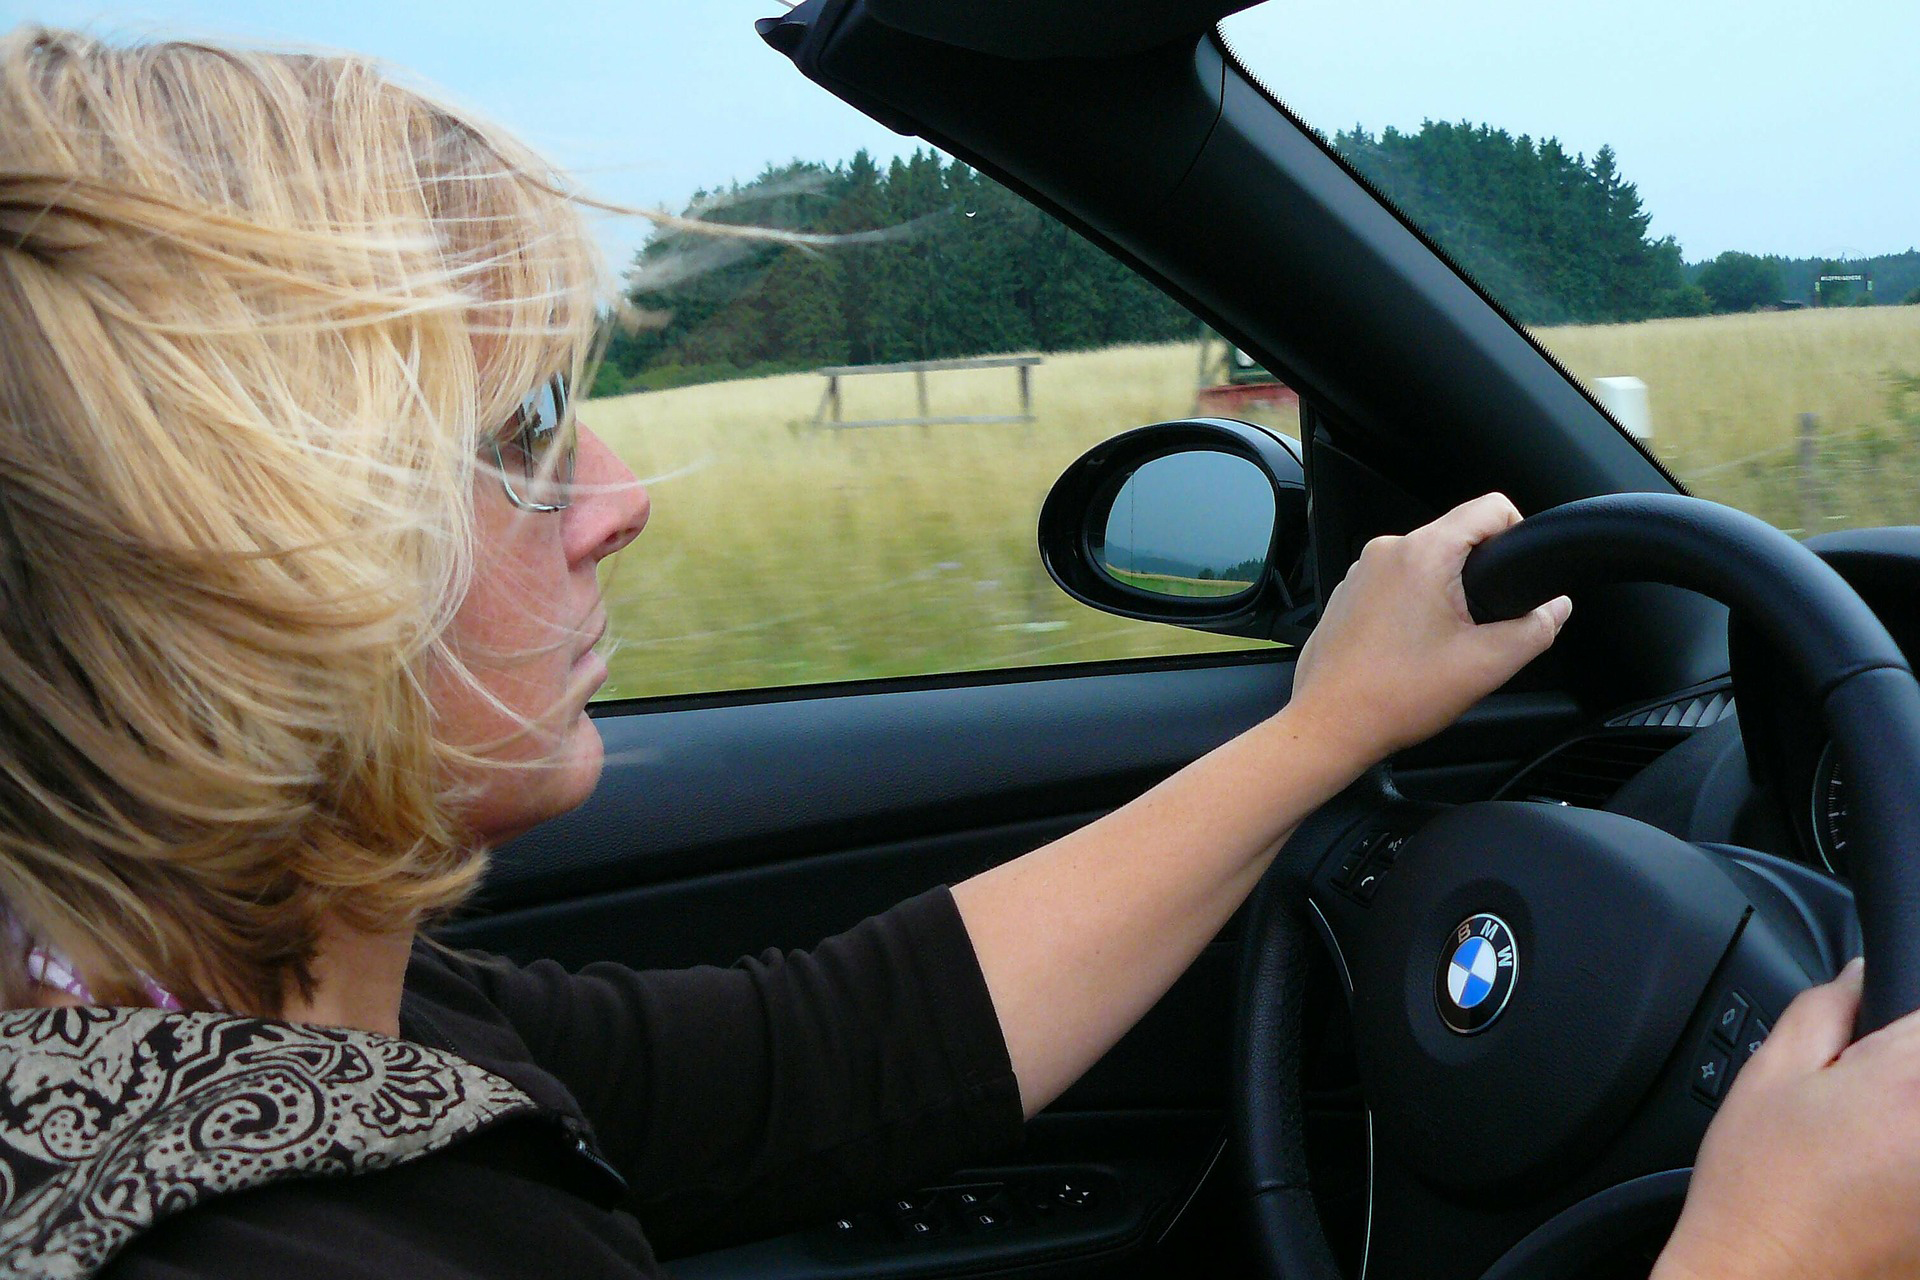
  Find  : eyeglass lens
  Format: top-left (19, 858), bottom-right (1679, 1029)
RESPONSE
top-left (502, 374), bottom-right (575, 510)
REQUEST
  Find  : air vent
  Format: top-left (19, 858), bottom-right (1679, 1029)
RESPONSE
top-left (1498, 729), bottom-right (1689, 808)
top-left (1608, 688), bottom-right (1735, 730)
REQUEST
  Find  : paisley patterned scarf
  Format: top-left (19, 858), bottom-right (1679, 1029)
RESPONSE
top-left (0, 1007), bottom-right (535, 1279)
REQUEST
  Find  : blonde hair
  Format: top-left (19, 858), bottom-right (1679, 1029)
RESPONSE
top-left (0, 26), bottom-right (602, 1013)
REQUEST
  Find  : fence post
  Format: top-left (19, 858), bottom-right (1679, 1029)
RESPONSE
top-left (1017, 363), bottom-right (1032, 418)
top-left (915, 369), bottom-right (929, 420)
top-left (828, 374), bottom-right (842, 425)
top-left (1593, 376), bottom-right (1652, 442)
top-left (1798, 412), bottom-right (1821, 532)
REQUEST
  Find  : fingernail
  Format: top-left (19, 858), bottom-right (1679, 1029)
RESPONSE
top-left (1545, 596), bottom-right (1572, 627)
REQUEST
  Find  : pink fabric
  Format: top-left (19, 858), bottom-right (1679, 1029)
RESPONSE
top-left (24, 943), bottom-right (184, 1011)
top-left (5, 907), bottom-right (183, 1010)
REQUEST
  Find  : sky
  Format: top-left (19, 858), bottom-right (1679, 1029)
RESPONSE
top-left (1219, 0), bottom-right (1919, 265)
top-left (1104, 452), bottom-right (1276, 573)
top-left (6, 0), bottom-right (1915, 278)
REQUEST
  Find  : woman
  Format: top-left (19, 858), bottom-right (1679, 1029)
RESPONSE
top-left (0, 26), bottom-right (1914, 1280)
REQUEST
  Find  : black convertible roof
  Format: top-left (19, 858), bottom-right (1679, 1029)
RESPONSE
top-left (862, 0), bottom-right (1261, 59)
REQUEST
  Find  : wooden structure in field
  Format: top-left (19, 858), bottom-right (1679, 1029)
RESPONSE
top-left (813, 355), bottom-right (1041, 428)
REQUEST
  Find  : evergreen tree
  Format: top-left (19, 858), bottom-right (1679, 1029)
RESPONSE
top-left (1332, 122), bottom-right (1686, 324)
top-left (868, 151), bottom-right (950, 360)
top-left (932, 160), bottom-right (1033, 356)
top-left (825, 151), bottom-right (900, 364)
top-left (758, 252), bottom-right (847, 365)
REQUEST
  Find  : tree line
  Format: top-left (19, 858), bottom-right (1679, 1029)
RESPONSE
top-left (1691, 249), bottom-right (1920, 313)
top-left (595, 125), bottom-right (1916, 396)
top-left (1331, 122), bottom-right (1703, 324)
top-left (596, 150), bottom-right (1194, 395)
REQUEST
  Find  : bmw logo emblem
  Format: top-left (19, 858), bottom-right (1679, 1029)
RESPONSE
top-left (1436, 913), bottom-right (1518, 1034)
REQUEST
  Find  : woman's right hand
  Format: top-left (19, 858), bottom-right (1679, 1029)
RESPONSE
top-left (1654, 959), bottom-right (1920, 1280)
top-left (1287, 493), bottom-right (1571, 766)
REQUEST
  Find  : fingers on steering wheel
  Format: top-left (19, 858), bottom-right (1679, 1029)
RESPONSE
top-left (1480, 594), bottom-right (1574, 662)
top-left (1748, 957), bottom-right (1863, 1079)
top-left (1429, 492), bottom-right (1524, 556)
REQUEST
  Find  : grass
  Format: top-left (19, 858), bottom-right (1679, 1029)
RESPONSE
top-left (586, 344), bottom-right (1295, 699)
top-left (1536, 306), bottom-right (1920, 534)
top-left (588, 307), bottom-right (1920, 700)
top-left (1106, 567), bottom-right (1258, 598)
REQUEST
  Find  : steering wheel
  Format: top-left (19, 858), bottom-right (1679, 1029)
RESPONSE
top-left (1234, 492), bottom-right (1920, 1280)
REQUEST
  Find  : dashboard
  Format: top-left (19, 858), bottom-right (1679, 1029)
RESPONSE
top-left (1734, 526), bottom-right (1920, 877)
top-left (1493, 526), bottom-right (1920, 881)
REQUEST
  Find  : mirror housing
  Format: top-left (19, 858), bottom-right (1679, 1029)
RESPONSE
top-left (1038, 417), bottom-right (1313, 642)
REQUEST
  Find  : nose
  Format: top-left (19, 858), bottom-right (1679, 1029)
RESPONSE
top-left (567, 423), bottom-right (649, 567)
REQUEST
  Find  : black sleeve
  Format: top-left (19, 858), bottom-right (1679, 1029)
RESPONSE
top-left (434, 887), bottom-right (1024, 1255)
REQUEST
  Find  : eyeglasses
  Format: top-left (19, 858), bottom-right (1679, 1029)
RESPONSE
top-left (487, 373), bottom-right (575, 512)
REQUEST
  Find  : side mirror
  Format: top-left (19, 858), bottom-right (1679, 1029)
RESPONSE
top-left (1038, 418), bottom-right (1313, 643)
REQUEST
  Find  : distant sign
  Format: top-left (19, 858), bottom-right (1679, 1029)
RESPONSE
top-left (1815, 271), bottom-right (1873, 303)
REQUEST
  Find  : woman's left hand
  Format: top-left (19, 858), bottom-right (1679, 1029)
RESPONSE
top-left (1288, 492), bottom-right (1572, 765)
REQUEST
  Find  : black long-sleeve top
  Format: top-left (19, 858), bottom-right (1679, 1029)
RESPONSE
top-left (100, 887), bottom-right (1026, 1279)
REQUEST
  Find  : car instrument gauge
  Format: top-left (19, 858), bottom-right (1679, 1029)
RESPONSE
top-left (1812, 741), bottom-right (1849, 876)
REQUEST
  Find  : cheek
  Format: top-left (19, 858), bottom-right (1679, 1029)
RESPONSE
top-left (432, 561), bottom-right (601, 841)
top-left (438, 504), bottom-right (578, 754)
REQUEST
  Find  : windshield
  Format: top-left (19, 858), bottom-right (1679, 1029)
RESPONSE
top-left (1221, 0), bottom-right (1919, 536)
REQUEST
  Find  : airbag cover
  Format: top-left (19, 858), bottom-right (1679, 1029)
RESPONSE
top-left (1347, 802), bottom-right (1748, 1197)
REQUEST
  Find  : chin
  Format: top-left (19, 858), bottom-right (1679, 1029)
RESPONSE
top-left (553, 711), bottom-right (607, 810)
top-left (469, 714), bottom-right (606, 848)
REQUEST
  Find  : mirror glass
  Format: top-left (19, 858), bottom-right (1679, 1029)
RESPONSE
top-left (1098, 451), bottom-right (1275, 599)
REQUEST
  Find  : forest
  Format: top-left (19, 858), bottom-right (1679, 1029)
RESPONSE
top-left (594, 123), bottom-right (1915, 396)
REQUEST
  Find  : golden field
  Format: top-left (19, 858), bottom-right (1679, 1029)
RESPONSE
top-left (1540, 306), bottom-right (1920, 533)
top-left (587, 343), bottom-right (1277, 699)
top-left (588, 307), bottom-right (1920, 700)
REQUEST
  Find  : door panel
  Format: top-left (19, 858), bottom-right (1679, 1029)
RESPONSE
top-left (472, 656), bottom-right (1296, 909)
top-left (438, 656), bottom-right (1583, 1275)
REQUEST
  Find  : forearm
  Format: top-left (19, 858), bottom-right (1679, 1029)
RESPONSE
top-left (953, 495), bottom-right (1569, 1118)
top-left (950, 699), bottom-right (1371, 1116)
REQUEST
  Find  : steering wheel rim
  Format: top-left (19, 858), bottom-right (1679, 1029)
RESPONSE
top-left (1235, 492), bottom-right (1920, 1280)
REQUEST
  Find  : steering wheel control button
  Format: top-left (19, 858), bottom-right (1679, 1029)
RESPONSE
top-left (1435, 913), bottom-right (1519, 1034)
top-left (1692, 1045), bottom-right (1732, 1104)
top-left (1331, 840), bottom-right (1372, 888)
top-left (1739, 1018), bottom-right (1771, 1065)
top-left (1689, 997), bottom-right (1770, 1108)
top-left (1708, 989), bottom-right (1750, 1048)
top-left (1334, 833), bottom-right (1385, 891)
top-left (1333, 829), bottom-right (1408, 904)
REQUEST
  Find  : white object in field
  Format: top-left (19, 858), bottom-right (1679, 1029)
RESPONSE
top-left (1593, 376), bottom-right (1652, 440)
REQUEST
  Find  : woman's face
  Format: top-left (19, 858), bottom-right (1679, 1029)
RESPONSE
top-left (437, 413), bottom-right (649, 845)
